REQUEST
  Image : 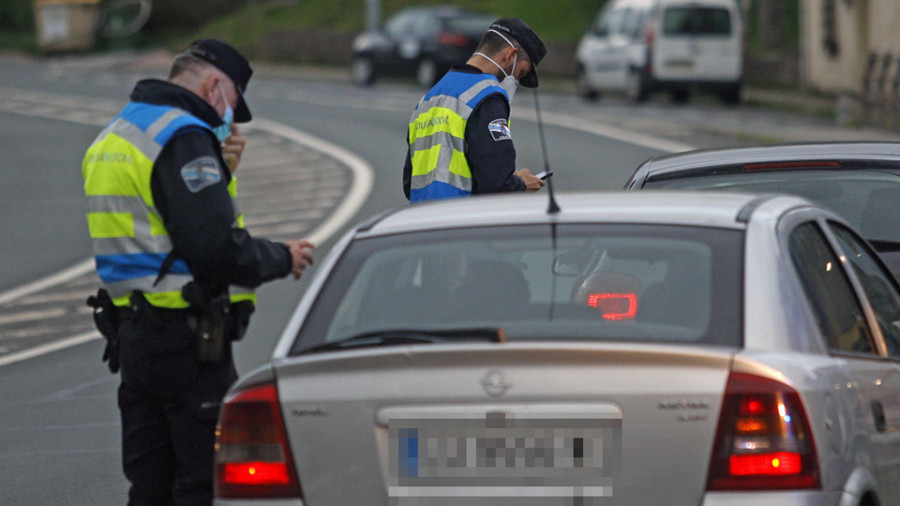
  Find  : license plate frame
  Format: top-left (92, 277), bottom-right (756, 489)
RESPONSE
top-left (388, 413), bottom-right (620, 498)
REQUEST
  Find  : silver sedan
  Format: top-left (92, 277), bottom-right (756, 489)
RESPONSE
top-left (214, 192), bottom-right (900, 506)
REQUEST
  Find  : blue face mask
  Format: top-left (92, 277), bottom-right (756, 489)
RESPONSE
top-left (213, 83), bottom-right (234, 143)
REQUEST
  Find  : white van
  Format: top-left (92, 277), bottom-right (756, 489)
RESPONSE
top-left (575, 0), bottom-right (744, 104)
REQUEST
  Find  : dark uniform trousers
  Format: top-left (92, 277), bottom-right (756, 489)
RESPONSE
top-left (117, 308), bottom-right (237, 506)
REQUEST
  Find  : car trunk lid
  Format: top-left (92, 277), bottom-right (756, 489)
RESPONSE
top-left (275, 343), bottom-right (735, 505)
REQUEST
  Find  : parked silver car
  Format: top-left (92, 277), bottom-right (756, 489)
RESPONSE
top-left (214, 192), bottom-right (900, 506)
top-left (625, 142), bottom-right (900, 277)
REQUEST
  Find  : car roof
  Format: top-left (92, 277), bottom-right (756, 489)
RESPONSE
top-left (635, 142), bottom-right (900, 179)
top-left (359, 191), bottom-right (812, 237)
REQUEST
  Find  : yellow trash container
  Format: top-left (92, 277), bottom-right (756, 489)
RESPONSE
top-left (33, 0), bottom-right (101, 52)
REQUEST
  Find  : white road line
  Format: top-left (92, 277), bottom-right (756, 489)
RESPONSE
top-left (0, 331), bottom-right (100, 369)
top-left (0, 93), bottom-right (374, 369)
top-left (512, 110), bottom-right (698, 153)
top-left (252, 87), bottom-right (698, 153)
top-left (0, 259), bottom-right (95, 306)
top-left (246, 118), bottom-right (373, 245)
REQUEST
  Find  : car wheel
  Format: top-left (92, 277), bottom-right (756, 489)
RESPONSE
top-left (576, 66), bottom-right (600, 102)
top-left (351, 56), bottom-right (375, 86)
top-left (670, 89), bottom-right (690, 104)
top-left (719, 84), bottom-right (741, 105)
top-left (626, 68), bottom-right (648, 103)
top-left (416, 58), bottom-right (438, 88)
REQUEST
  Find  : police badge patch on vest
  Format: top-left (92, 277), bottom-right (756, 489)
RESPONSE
top-left (181, 156), bottom-right (222, 193)
top-left (488, 119), bottom-right (512, 141)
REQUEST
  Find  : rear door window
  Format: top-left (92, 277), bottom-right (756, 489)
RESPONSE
top-left (789, 222), bottom-right (877, 355)
top-left (828, 222), bottom-right (900, 358)
top-left (663, 6), bottom-right (732, 36)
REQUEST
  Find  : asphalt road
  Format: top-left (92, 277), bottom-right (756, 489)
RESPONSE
top-left (0, 52), bottom-right (868, 504)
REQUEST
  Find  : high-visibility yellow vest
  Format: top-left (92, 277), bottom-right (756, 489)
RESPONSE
top-left (408, 71), bottom-right (508, 202)
top-left (83, 101), bottom-right (256, 308)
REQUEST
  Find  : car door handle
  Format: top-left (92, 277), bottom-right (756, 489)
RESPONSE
top-left (871, 400), bottom-right (887, 433)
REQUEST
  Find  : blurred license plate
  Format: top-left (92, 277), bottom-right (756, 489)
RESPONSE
top-left (388, 415), bottom-right (619, 498)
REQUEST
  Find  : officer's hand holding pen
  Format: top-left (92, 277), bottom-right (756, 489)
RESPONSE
top-left (285, 240), bottom-right (315, 279)
top-left (222, 125), bottom-right (247, 173)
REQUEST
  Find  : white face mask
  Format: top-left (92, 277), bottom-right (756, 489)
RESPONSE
top-left (474, 29), bottom-right (520, 102)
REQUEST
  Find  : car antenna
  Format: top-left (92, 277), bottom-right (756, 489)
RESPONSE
top-left (533, 89), bottom-right (560, 214)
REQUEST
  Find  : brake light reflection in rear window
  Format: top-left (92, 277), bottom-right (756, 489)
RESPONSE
top-left (587, 293), bottom-right (638, 320)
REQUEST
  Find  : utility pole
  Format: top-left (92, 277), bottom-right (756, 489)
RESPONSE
top-left (366, 0), bottom-right (381, 31)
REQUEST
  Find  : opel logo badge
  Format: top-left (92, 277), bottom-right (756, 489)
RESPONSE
top-left (481, 370), bottom-right (511, 397)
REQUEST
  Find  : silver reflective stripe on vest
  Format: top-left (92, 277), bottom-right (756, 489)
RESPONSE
top-left (411, 130), bottom-right (466, 154)
top-left (146, 109), bottom-right (186, 140)
top-left (410, 166), bottom-right (472, 191)
top-left (411, 94), bottom-right (474, 123)
top-left (458, 79), bottom-right (505, 105)
top-left (107, 117), bottom-right (165, 161)
top-left (87, 195), bottom-right (172, 256)
top-left (106, 274), bottom-right (194, 300)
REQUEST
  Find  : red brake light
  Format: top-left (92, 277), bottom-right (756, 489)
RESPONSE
top-left (707, 372), bottom-right (820, 491)
top-left (437, 32), bottom-right (468, 46)
top-left (587, 293), bottom-right (638, 320)
top-left (743, 161), bottom-right (841, 171)
top-left (215, 380), bottom-right (302, 499)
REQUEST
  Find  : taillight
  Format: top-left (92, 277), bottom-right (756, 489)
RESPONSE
top-left (215, 380), bottom-right (302, 499)
top-left (437, 32), bottom-right (468, 46)
top-left (707, 373), bottom-right (820, 491)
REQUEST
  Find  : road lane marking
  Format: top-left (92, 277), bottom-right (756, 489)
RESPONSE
top-left (0, 330), bottom-right (99, 368)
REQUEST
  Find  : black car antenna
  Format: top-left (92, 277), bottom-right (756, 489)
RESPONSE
top-left (533, 89), bottom-right (560, 214)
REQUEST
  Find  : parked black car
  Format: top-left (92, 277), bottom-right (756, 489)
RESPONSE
top-left (350, 6), bottom-right (495, 87)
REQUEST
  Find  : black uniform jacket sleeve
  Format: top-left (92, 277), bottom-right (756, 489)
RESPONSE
top-left (465, 94), bottom-right (525, 194)
top-left (151, 129), bottom-right (292, 289)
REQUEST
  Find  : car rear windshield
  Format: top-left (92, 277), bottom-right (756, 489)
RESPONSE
top-left (663, 7), bottom-right (732, 36)
top-left (642, 169), bottom-right (900, 243)
top-left (292, 224), bottom-right (743, 354)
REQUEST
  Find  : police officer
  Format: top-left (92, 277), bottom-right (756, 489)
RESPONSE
top-left (82, 39), bottom-right (314, 505)
top-left (403, 18), bottom-right (547, 202)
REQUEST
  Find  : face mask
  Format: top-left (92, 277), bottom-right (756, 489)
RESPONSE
top-left (474, 29), bottom-right (521, 102)
top-left (213, 83), bottom-right (234, 143)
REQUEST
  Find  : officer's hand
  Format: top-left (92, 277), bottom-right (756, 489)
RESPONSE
top-left (285, 239), bottom-right (315, 280)
top-left (516, 169), bottom-right (545, 193)
top-left (222, 125), bottom-right (247, 173)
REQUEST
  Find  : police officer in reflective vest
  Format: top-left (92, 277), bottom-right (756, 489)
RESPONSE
top-left (403, 18), bottom-right (547, 202)
top-left (82, 39), bottom-right (314, 505)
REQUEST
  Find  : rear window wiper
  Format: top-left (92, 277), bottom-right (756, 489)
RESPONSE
top-left (299, 327), bottom-right (505, 355)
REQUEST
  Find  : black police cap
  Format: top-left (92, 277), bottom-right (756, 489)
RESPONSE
top-left (184, 39), bottom-right (253, 122)
top-left (489, 18), bottom-right (547, 88)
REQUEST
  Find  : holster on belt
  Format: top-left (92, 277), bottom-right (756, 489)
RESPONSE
top-left (182, 282), bottom-right (230, 364)
top-left (86, 288), bottom-right (121, 374)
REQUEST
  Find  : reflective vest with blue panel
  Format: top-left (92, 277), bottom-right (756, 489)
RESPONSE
top-left (408, 71), bottom-right (509, 202)
top-left (82, 102), bottom-right (256, 308)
